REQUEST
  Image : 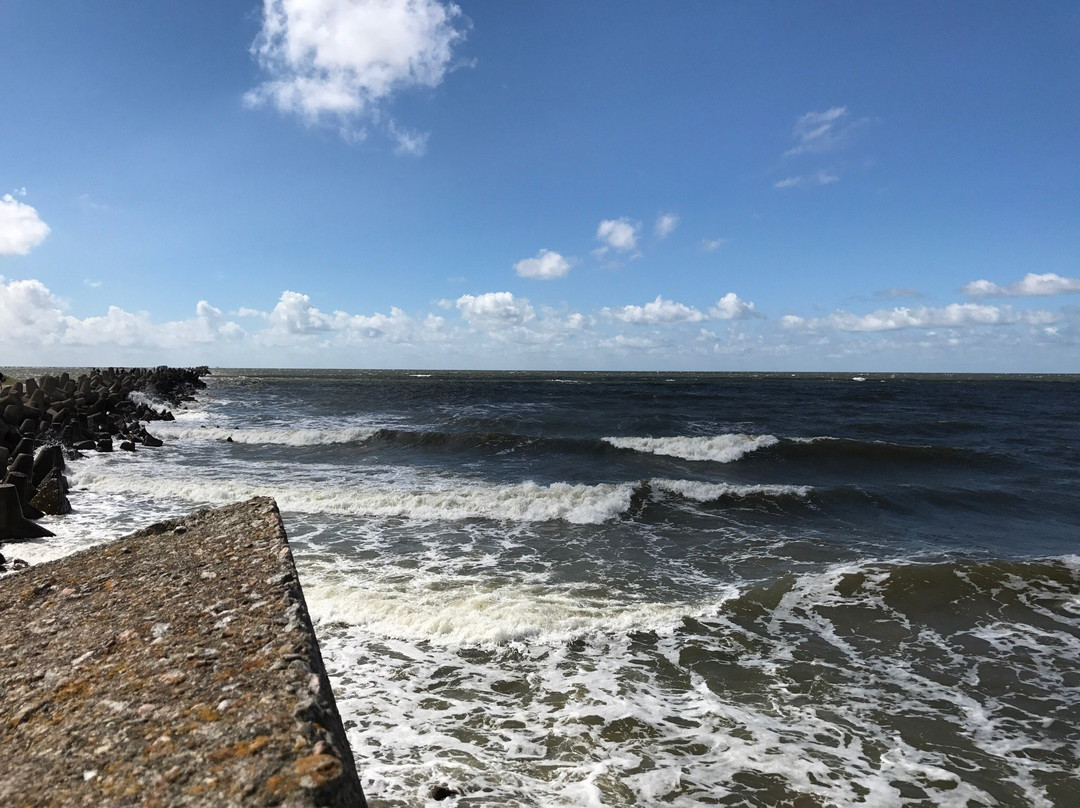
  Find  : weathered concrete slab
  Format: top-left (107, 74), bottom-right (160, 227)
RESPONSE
top-left (0, 498), bottom-right (366, 807)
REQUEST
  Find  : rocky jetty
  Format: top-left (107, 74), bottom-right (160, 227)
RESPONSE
top-left (0, 366), bottom-right (208, 546)
top-left (0, 497), bottom-right (367, 807)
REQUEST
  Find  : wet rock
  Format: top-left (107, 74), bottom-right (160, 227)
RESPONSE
top-left (2, 471), bottom-right (44, 520)
top-left (8, 453), bottom-right (33, 477)
top-left (0, 483), bottom-right (54, 541)
top-left (31, 445), bottom-right (64, 487)
top-left (430, 784), bottom-right (461, 801)
top-left (29, 474), bottom-right (71, 516)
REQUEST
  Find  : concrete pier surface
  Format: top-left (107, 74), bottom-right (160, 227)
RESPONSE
top-left (0, 497), bottom-right (367, 807)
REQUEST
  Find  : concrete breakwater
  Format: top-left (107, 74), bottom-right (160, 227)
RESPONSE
top-left (0, 497), bottom-right (367, 807)
top-left (1, 367), bottom-right (368, 805)
top-left (0, 366), bottom-right (207, 547)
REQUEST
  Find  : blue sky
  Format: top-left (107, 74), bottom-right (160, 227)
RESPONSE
top-left (1, 1), bottom-right (1078, 370)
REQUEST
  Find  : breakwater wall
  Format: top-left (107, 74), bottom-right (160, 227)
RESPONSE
top-left (0, 497), bottom-right (367, 807)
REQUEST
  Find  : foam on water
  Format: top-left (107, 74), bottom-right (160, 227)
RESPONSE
top-left (651, 478), bottom-right (811, 502)
top-left (69, 465), bottom-right (638, 524)
top-left (604, 433), bottom-right (778, 463)
top-left (304, 570), bottom-right (704, 645)
top-left (305, 555), bottom-right (1080, 807)
top-left (148, 423), bottom-right (381, 446)
top-left (1, 487), bottom-right (193, 570)
top-left (68, 457), bottom-right (815, 526)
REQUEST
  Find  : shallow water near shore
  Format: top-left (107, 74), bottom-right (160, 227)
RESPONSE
top-left (20, 369), bottom-right (1080, 806)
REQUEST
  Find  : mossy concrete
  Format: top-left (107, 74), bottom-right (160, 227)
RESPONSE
top-left (0, 497), bottom-right (366, 807)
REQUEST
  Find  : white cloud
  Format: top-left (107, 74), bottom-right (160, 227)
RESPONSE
top-left (775, 107), bottom-right (869, 190)
top-left (602, 334), bottom-right (659, 351)
top-left (962, 272), bottom-right (1080, 297)
top-left (785, 303), bottom-right (1059, 332)
top-left (596, 218), bottom-right (639, 252)
top-left (0, 194), bottom-right (50, 256)
top-left (246, 0), bottom-right (467, 145)
top-left (774, 170), bottom-right (839, 190)
top-left (654, 213), bottom-right (679, 239)
top-left (701, 238), bottom-right (728, 252)
top-left (0, 277), bottom-right (66, 337)
top-left (0, 277), bottom-right (248, 352)
top-left (780, 315), bottom-right (805, 329)
top-left (607, 296), bottom-right (705, 325)
top-left (456, 291), bottom-right (535, 326)
top-left (270, 289), bottom-right (341, 332)
top-left (3, 274), bottom-right (1075, 371)
top-left (514, 249), bottom-right (572, 280)
top-left (784, 106), bottom-right (864, 157)
top-left (605, 293), bottom-right (757, 325)
top-left (389, 121), bottom-right (430, 156)
top-left (708, 293), bottom-right (757, 320)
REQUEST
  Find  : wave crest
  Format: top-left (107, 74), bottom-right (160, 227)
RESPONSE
top-left (604, 434), bottom-right (779, 463)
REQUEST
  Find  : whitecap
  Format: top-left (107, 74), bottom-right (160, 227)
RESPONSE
top-left (604, 433), bottom-right (778, 463)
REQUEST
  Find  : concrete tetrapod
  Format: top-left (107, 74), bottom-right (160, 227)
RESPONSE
top-left (0, 482), bottom-right (54, 541)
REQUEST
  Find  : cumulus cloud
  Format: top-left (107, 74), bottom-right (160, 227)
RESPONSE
top-left (245, 0), bottom-right (468, 146)
top-left (456, 291), bottom-right (535, 326)
top-left (596, 218), bottom-right (639, 253)
top-left (514, 249), bottom-right (572, 280)
top-left (0, 276), bottom-right (247, 352)
top-left (0, 277), bottom-right (66, 337)
top-left (962, 273), bottom-right (1080, 297)
top-left (0, 194), bottom-right (50, 255)
top-left (708, 293), bottom-right (757, 320)
top-left (4, 272), bottom-right (1073, 370)
top-left (783, 303), bottom-right (1058, 332)
top-left (606, 296), bottom-right (706, 325)
top-left (654, 213), bottom-right (679, 239)
top-left (270, 290), bottom-right (341, 332)
top-left (604, 294), bottom-right (757, 325)
top-left (265, 289), bottom-right (419, 341)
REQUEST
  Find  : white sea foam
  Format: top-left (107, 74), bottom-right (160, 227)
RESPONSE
top-left (604, 433), bottom-right (778, 463)
top-left (127, 390), bottom-right (161, 409)
top-left (651, 478), bottom-right (811, 502)
top-left (304, 571), bottom-right (705, 645)
top-left (67, 460), bottom-right (812, 526)
top-left (145, 423), bottom-right (380, 446)
top-left (67, 467), bottom-right (639, 524)
top-left (314, 556), bottom-right (1055, 808)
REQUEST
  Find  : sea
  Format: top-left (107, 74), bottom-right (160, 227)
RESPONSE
top-left (9, 369), bottom-right (1080, 807)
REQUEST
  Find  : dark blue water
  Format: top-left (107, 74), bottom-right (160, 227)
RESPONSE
top-left (43, 370), bottom-right (1080, 806)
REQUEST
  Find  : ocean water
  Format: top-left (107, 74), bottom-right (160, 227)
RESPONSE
top-left (15, 369), bottom-right (1080, 807)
